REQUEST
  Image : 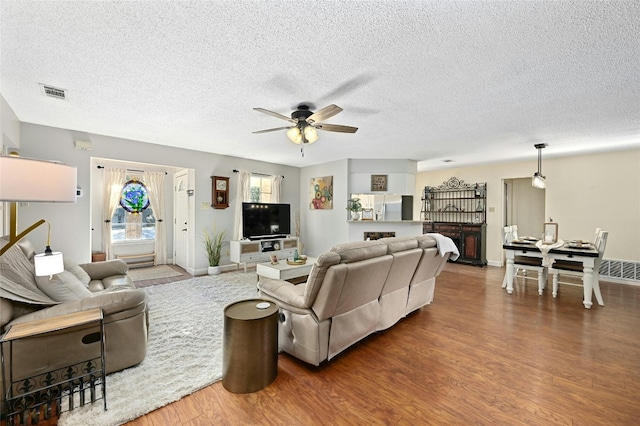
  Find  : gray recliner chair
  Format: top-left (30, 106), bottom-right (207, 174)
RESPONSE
top-left (0, 237), bottom-right (149, 401)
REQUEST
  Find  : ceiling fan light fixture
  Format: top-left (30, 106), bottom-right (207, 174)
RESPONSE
top-left (304, 125), bottom-right (319, 144)
top-left (287, 127), bottom-right (303, 144)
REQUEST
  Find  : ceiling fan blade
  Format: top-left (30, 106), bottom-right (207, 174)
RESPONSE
top-left (253, 108), bottom-right (296, 123)
top-left (314, 123), bottom-right (358, 133)
top-left (307, 104), bottom-right (342, 124)
top-left (252, 126), bottom-right (293, 134)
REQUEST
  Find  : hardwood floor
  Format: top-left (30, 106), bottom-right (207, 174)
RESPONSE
top-left (6, 263), bottom-right (638, 425)
top-left (125, 262), bottom-right (640, 426)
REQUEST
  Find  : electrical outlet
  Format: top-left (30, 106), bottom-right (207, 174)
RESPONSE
top-left (489, 207), bottom-right (495, 212)
top-left (201, 202), bottom-right (211, 209)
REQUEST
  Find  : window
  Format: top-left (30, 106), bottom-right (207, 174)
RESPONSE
top-left (111, 178), bottom-right (156, 242)
top-left (249, 175), bottom-right (273, 202)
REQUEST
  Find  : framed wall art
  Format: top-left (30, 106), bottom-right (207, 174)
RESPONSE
top-left (310, 176), bottom-right (333, 209)
top-left (371, 174), bottom-right (387, 191)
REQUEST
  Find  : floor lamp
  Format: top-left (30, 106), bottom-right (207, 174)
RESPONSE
top-left (0, 156), bottom-right (77, 267)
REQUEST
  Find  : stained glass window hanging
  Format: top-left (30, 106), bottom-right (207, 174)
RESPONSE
top-left (120, 180), bottom-right (150, 214)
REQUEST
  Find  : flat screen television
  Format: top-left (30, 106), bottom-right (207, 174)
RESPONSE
top-left (242, 202), bottom-right (291, 239)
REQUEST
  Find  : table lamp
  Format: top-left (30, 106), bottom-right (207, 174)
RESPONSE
top-left (0, 155), bottom-right (77, 258)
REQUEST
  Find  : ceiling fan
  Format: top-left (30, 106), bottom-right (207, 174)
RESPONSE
top-left (253, 103), bottom-right (358, 155)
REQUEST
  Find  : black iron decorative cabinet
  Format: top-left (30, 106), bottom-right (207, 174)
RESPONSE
top-left (422, 177), bottom-right (487, 266)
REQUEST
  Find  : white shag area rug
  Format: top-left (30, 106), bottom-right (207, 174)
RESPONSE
top-left (127, 265), bottom-right (183, 281)
top-left (58, 271), bottom-right (259, 426)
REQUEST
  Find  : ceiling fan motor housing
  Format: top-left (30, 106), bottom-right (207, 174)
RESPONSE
top-left (291, 108), bottom-right (313, 121)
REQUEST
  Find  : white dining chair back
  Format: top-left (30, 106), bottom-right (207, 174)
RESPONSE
top-left (551, 230), bottom-right (608, 306)
top-left (502, 226), bottom-right (513, 245)
top-left (511, 225), bottom-right (519, 240)
top-left (501, 224), bottom-right (547, 294)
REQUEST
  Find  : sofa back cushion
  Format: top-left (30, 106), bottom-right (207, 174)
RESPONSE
top-left (17, 239), bottom-right (37, 260)
top-left (303, 252), bottom-right (341, 308)
top-left (64, 258), bottom-right (92, 287)
top-left (312, 255), bottom-right (393, 321)
top-left (381, 236), bottom-right (419, 253)
top-left (415, 234), bottom-right (438, 249)
top-left (0, 297), bottom-right (14, 329)
top-left (411, 247), bottom-right (445, 285)
top-left (330, 240), bottom-right (388, 263)
top-left (35, 271), bottom-right (93, 302)
top-left (380, 248), bottom-right (423, 295)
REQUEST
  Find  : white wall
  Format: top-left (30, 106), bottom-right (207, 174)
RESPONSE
top-left (16, 123), bottom-right (301, 270)
top-left (299, 159), bottom-right (349, 256)
top-left (1, 95), bottom-right (20, 151)
top-left (0, 95), bottom-right (21, 236)
top-left (417, 148), bottom-right (640, 265)
top-left (299, 158), bottom-right (420, 256)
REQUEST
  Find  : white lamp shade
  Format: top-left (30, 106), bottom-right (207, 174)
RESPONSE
top-left (286, 127), bottom-right (303, 144)
top-left (34, 252), bottom-right (64, 276)
top-left (304, 125), bottom-right (319, 144)
top-left (0, 156), bottom-right (77, 202)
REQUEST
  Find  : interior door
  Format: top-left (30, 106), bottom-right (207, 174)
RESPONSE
top-left (173, 170), bottom-right (189, 270)
top-left (507, 178), bottom-right (545, 237)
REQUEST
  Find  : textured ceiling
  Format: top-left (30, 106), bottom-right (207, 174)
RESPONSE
top-left (1, 1), bottom-right (639, 171)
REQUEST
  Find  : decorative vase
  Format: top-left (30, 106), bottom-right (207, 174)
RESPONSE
top-left (208, 266), bottom-right (221, 275)
top-left (351, 211), bottom-right (360, 220)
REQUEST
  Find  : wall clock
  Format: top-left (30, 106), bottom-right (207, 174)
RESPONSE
top-left (212, 176), bottom-right (230, 209)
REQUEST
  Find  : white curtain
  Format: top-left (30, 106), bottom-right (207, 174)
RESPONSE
top-left (144, 171), bottom-right (166, 265)
top-left (233, 171), bottom-right (251, 240)
top-left (271, 175), bottom-right (283, 203)
top-left (103, 167), bottom-right (126, 260)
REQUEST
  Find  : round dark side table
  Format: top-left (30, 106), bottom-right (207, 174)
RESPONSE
top-left (222, 298), bottom-right (278, 393)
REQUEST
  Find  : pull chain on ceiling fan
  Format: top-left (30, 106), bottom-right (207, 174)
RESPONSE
top-left (253, 103), bottom-right (358, 156)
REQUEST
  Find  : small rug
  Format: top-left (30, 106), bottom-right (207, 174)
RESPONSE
top-left (127, 265), bottom-right (183, 281)
top-left (58, 271), bottom-right (259, 426)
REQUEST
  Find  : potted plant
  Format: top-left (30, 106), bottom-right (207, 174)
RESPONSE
top-left (347, 198), bottom-right (363, 220)
top-left (202, 228), bottom-right (227, 275)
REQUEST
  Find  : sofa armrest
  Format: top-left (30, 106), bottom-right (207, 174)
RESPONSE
top-left (80, 259), bottom-right (129, 281)
top-left (7, 289), bottom-right (146, 327)
top-left (257, 278), bottom-right (308, 310)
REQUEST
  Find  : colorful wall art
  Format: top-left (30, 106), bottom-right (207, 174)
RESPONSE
top-left (310, 176), bottom-right (333, 209)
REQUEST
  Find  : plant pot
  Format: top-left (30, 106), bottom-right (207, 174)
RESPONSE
top-left (350, 211), bottom-right (360, 221)
top-left (208, 266), bottom-right (221, 275)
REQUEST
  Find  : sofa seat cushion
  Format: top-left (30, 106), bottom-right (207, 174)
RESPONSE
top-left (35, 271), bottom-right (93, 302)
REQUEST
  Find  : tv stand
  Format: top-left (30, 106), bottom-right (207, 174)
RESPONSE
top-left (230, 237), bottom-right (299, 273)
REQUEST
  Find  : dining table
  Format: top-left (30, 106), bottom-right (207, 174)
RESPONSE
top-left (502, 239), bottom-right (600, 309)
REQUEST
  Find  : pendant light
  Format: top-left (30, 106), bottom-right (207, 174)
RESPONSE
top-left (532, 143), bottom-right (547, 189)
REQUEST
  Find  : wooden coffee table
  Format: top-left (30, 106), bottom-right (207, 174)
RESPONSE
top-left (256, 257), bottom-right (316, 282)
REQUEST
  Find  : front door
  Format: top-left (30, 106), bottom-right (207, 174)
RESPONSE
top-left (174, 170), bottom-right (190, 270)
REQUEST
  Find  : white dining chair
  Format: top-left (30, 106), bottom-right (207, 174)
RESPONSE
top-left (502, 225), bottom-right (547, 295)
top-left (550, 230), bottom-right (608, 305)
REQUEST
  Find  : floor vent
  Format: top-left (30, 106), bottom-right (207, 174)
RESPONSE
top-left (600, 259), bottom-right (640, 282)
top-left (39, 83), bottom-right (67, 100)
